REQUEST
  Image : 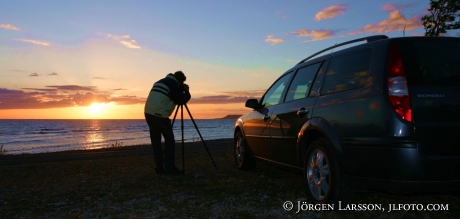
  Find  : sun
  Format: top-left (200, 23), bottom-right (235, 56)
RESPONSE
top-left (89, 103), bottom-right (105, 114)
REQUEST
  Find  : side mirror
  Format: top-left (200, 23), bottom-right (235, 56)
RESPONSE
top-left (245, 99), bottom-right (259, 109)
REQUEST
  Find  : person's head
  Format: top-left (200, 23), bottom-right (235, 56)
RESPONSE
top-left (173, 71), bottom-right (186, 84)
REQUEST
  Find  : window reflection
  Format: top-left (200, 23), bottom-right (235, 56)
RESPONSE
top-left (323, 49), bottom-right (372, 94)
top-left (261, 72), bottom-right (293, 106)
top-left (285, 62), bottom-right (321, 102)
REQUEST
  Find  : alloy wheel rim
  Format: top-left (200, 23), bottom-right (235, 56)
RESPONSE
top-left (235, 136), bottom-right (244, 165)
top-left (307, 149), bottom-right (330, 201)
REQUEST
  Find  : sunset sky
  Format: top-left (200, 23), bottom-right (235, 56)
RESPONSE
top-left (1, 0), bottom-right (459, 119)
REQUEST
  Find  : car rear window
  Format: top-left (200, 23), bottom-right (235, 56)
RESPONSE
top-left (400, 38), bottom-right (460, 86)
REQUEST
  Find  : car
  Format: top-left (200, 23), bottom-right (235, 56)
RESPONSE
top-left (233, 35), bottom-right (460, 205)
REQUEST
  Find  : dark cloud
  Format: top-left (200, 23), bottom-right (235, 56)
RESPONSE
top-left (189, 95), bottom-right (249, 104)
top-left (29, 73), bottom-right (39, 77)
top-left (0, 88), bottom-right (58, 109)
top-left (49, 72), bottom-right (58, 76)
top-left (0, 86), bottom-right (266, 110)
top-left (0, 86), bottom-right (144, 109)
top-left (189, 90), bottom-right (266, 104)
top-left (46, 85), bottom-right (98, 91)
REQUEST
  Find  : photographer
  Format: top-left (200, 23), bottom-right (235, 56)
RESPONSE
top-left (144, 71), bottom-right (191, 175)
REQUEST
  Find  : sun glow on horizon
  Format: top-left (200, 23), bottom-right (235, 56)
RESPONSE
top-left (87, 102), bottom-right (115, 117)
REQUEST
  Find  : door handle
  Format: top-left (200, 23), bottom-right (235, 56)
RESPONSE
top-left (297, 108), bottom-right (309, 118)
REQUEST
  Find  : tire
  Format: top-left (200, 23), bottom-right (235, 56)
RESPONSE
top-left (303, 138), bottom-right (353, 205)
top-left (234, 131), bottom-right (256, 170)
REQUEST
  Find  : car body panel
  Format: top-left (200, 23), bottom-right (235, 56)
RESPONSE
top-left (235, 36), bottom-right (460, 193)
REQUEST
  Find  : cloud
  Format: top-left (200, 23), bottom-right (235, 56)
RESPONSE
top-left (189, 90), bottom-right (266, 104)
top-left (49, 72), bottom-right (58, 76)
top-left (106, 34), bottom-right (130, 40)
top-left (276, 11), bottom-right (290, 19)
top-left (291, 29), bottom-right (335, 42)
top-left (349, 10), bottom-right (423, 35)
top-left (0, 86), bottom-right (145, 109)
top-left (92, 77), bottom-right (106, 80)
top-left (102, 33), bottom-right (141, 49)
top-left (119, 40), bottom-right (141, 49)
top-left (44, 85), bottom-right (98, 92)
top-left (265, 35), bottom-right (285, 45)
top-left (382, 4), bottom-right (397, 11)
top-left (0, 23), bottom-right (21, 31)
top-left (14, 38), bottom-right (50, 46)
top-left (29, 73), bottom-right (39, 77)
top-left (0, 86), bottom-right (269, 110)
top-left (315, 5), bottom-right (347, 21)
top-left (382, 3), bottom-right (414, 11)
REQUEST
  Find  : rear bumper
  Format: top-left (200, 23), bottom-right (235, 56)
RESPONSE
top-left (342, 140), bottom-right (460, 192)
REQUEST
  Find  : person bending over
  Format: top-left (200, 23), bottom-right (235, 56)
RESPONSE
top-left (144, 71), bottom-right (191, 175)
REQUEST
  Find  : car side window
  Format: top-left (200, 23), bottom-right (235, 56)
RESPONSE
top-left (285, 62), bottom-right (322, 102)
top-left (322, 49), bottom-right (372, 94)
top-left (261, 72), bottom-right (292, 107)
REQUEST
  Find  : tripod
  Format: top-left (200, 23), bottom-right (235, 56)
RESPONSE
top-left (171, 104), bottom-right (217, 174)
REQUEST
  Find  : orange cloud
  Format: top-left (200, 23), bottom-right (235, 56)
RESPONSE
top-left (314, 5), bottom-right (347, 21)
top-left (349, 10), bottom-right (423, 35)
top-left (0, 23), bottom-right (21, 31)
top-left (265, 35), bottom-right (285, 45)
top-left (291, 29), bottom-right (334, 42)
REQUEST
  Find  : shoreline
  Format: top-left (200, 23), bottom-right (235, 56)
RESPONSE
top-left (0, 138), bottom-right (233, 166)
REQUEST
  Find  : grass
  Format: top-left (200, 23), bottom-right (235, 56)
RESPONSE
top-left (0, 141), bottom-right (459, 218)
top-left (0, 144), bottom-right (7, 155)
top-left (106, 141), bottom-right (123, 149)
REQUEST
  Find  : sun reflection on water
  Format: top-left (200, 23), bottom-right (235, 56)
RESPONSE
top-left (84, 120), bottom-right (105, 150)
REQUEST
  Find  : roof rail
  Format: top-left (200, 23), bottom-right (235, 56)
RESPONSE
top-left (297, 35), bottom-right (388, 64)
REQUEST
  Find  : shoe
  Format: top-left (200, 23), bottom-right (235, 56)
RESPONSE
top-left (165, 167), bottom-right (183, 175)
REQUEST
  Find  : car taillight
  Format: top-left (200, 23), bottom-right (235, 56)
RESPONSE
top-left (387, 41), bottom-right (412, 122)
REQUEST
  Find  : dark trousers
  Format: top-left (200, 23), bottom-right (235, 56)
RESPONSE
top-left (144, 113), bottom-right (176, 172)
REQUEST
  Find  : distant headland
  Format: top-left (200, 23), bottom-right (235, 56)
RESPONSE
top-left (219, 115), bottom-right (242, 119)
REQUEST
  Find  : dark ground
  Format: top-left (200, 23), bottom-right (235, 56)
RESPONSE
top-left (1, 139), bottom-right (459, 218)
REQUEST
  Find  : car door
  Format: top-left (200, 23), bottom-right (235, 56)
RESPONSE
top-left (269, 62), bottom-right (325, 166)
top-left (243, 72), bottom-right (293, 158)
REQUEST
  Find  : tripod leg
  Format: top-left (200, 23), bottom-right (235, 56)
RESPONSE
top-left (171, 104), bottom-right (180, 127)
top-left (181, 105), bottom-right (185, 174)
top-left (164, 104), bottom-right (181, 156)
top-left (184, 104), bottom-right (217, 167)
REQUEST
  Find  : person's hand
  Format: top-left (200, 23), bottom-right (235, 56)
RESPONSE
top-left (182, 84), bottom-right (189, 92)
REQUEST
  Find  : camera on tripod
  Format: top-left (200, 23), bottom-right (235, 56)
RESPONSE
top-left (180, 83), bottom-right (189, 92)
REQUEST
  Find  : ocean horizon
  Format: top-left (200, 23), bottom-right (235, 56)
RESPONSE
top-left (0, 119), bottom-right (237, 155)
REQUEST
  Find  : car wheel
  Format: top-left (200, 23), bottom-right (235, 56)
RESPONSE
top-left (304, 138), bottom-right (353, 205)
top-left (234, 131), bottom-right (256, 170)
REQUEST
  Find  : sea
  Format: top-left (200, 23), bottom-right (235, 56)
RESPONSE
top-left (0, 119), bottom-right (237, 155)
